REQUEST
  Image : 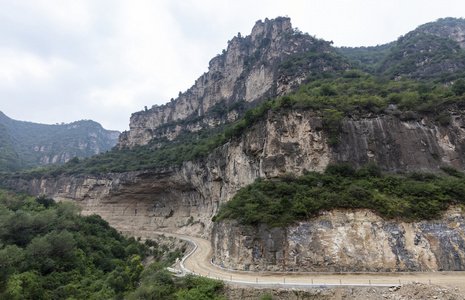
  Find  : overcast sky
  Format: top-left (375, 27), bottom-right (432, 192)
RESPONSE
top-left (1, 0), bottom-right (464, 132)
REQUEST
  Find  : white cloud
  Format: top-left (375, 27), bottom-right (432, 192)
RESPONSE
top-left (0, 49), bottom-right (75, 86)
top-left (0, 0), bottom-right (464, 132)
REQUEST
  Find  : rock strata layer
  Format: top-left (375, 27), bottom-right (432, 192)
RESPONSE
top-left (6, 112), bottom-right (465, 240)
top-left (212, 207), bottom-right (465, 272)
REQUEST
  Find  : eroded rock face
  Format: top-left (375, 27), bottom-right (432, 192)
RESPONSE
top-left (212, 207), bottom-right (465, 272)
top-left (116, 17), bottom-right (340, 148)
top-left (6, 112), bottom-right (465, 239)
top-left (336, 114), bottom-right (465, 172)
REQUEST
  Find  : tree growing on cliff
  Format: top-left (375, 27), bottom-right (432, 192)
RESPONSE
top-left (322, 109), bottom-right (344, 145)
top-left (452, 78), bottom-right (465, 95)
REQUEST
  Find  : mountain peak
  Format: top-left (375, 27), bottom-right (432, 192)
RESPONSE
top-left (117, 17), bottom-right (344, 148)
top-left (250, 17), bottom-right (293, 41)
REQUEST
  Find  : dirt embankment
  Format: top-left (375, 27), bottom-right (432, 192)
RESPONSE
top-left (221, 282), bottom-right (465, 300)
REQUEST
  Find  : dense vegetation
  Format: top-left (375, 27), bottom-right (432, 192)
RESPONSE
top-left (129, 270), bottom-right (225, 300)
top-left (0, 112), bottom-right (119, 172)
top-left (0, 121), bottom-right (22, 172)
top-left (213, 164), bottom-right (465, 228)
top-left (378, 33), bottom-right (465, 81)
top-left (0, 190), bottom-right (224, 299)
top-left (336, 42), bottom-right (395, 73)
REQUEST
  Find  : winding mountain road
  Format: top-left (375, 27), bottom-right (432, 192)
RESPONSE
top-left (155, 231), bottom-right (465, 292)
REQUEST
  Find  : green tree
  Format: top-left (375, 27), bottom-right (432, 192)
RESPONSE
top-left (322, 109), bottom-right (344, 145)
top-left (126, 255), bottom-right (144, 289)
top-left (452, 78), bottom-right (465, 95)
top-left (6, 271), bottom-right (44, 300)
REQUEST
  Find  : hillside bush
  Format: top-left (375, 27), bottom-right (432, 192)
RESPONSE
top-left (213, 164), bottom-right (465, 227)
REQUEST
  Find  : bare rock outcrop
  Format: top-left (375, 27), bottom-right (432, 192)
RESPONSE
top-left (116, 17), bottom-right (342, 148)
top-left (212, 207), bottom-right (465, 272)
top-left (6, 112), bottom-right (465, 240)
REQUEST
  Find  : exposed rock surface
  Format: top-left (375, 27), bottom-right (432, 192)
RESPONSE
top-left (116, 17), bottom-right (343, 148)
top-left (118, 18), bottom-right (465, 150)
top-left (4, 18), bottom-right (465, 276)
top-left (6, 112), bottom-right (465, 240)
top-left (212, 207), bottom-right (465, 272)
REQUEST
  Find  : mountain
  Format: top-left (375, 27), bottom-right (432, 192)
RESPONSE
top-left (3, 17), bottom-right (465, 274)
top-left (119, 17), bottom-right (465, 150)
top-left (117, 17), bottom-right (349, 148)
top-left (0, 111), bottom-right (120, 172)
top-left (338, 17), bottom-right (465, 81)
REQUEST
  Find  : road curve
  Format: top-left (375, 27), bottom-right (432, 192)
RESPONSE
top-left (155, 231), bottom-right (465, 292)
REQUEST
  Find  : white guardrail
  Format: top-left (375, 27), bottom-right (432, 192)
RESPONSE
top-left (174, 236), bottom-right (400, 289)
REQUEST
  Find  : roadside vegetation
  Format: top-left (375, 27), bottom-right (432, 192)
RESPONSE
top-left (212, 164), bottom-right (465, 228)
top-left (0, 190), bottom-right (224, 299)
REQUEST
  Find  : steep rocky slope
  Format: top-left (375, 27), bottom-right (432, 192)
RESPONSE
top-left (416, 17), bottom-right (465, 49)
top-left (212, 207), bottom-right (465, 272)
top-left (6, 111), bottom-right (465, 237)
top-left (117, 17), bottom-right (347, 148)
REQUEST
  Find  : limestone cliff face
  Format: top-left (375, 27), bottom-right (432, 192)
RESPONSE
top-left (117, 17), bottom-right (342, 148)
top-left (336, 114), bottom-right (465, 172)
top-left (6, 111), bottom-right (465, 239)
top-left (211, 207), bottom-right (465, 272)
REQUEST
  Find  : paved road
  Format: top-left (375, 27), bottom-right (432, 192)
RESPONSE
top-left (156, 231), bottom-right (465, 292)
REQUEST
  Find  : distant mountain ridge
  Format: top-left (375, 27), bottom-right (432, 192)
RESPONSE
top-left (0, 111), bottom-right (119, 172)
top-left (338, 17), bottom-right (465, 81)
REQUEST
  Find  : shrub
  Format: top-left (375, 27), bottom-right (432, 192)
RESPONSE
top-left (213, 164), bottom-right (465, 227)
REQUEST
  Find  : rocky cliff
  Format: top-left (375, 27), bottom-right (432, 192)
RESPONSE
top-left (6, 111), bottom-right (465, 238)
top-left (212, 207), bottom-right (465, 272)
top-left (117, 17), bottom-right (345, 148)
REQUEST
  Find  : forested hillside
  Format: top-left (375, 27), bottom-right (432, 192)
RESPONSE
top-left (213, 164), bottom-right (465, 227)
top-left (0, 112), bottom-right (119, 172)
top-left (0, 190), bottom-right (225, 299)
